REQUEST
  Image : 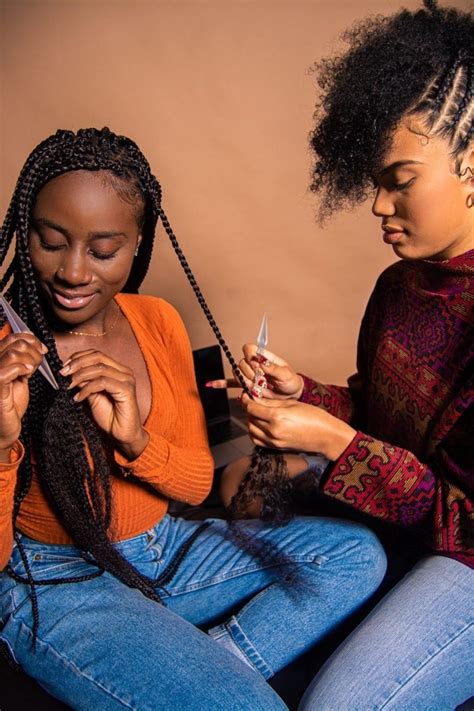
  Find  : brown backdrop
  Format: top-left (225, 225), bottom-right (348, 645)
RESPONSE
top-left (1, 0), bottom-right (469, 384)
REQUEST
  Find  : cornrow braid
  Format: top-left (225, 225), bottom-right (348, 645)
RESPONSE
top-left (1, 127), bottom-right (291, 650)
top-left (413, 48), bottom-right (474, 162)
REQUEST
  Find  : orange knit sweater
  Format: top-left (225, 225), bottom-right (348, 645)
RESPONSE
top-left (0, 294), bottom-right (214, 568)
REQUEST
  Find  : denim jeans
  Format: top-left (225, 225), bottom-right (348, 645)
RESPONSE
top-left (299, 555), bottom-right (474, 711)
top-left (0, 514), bottom-right (386, 710)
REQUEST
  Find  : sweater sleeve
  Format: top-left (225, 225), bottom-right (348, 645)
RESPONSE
top-left (321, 386), bottom-right (473, 565)
top-left (115, 300), bottom-right (213, 506)
top-left (299, 373), bottom-right (363, 425)
top-left (0, 441), bottom-right (24, 570)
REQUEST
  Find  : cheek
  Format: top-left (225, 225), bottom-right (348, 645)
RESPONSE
top-left (28, 241), bottom-right (56, 279)
top-left (99, 254), bottom-right (136, 286)
top-left (408, 180), bottom-right (463, 234)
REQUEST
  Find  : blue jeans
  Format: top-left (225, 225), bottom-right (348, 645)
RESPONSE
top-left (299, 555), bottom-right (474, 711)
top-left (0, 515), bottom-right (386, 710)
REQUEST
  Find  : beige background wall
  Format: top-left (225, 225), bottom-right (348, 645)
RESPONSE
top-left (1, 0), bottom-right (469, 384)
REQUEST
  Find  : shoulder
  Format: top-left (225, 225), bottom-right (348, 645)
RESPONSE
top-left (115, 293), bottom-right (186, 338)
top-left (372, 260), bottom-right (410, 291)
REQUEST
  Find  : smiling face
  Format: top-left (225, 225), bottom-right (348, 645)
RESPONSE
top-left (28, 170), bottom-right (143, 331)
top-left (371, 121), bottom-right (474, 261)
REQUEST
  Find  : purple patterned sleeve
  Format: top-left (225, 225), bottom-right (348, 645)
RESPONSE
top-left (298, 374), bottom-right (360, 424)
top-left (322, 429), bottom-right (473, 567)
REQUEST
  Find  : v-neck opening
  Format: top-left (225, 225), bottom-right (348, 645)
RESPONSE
top-left (114, 294), bottom-right (154, 427)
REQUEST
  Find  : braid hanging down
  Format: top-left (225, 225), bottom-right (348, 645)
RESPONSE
top-left (0, 127), bottom-right (292, 649)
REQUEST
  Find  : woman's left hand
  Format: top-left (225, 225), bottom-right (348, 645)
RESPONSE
top-left (60, 349), bottom-right (149, 460)
top-left (241, 393), bottom-right (356, 461)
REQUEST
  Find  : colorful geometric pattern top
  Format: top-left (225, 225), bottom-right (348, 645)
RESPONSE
top-left (300, 250), bottom-right (474, 568)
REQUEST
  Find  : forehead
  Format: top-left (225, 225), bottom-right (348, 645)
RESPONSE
top-left (32, 170), bottom-right (140, 228)
top-left (382, 121), bottom-right (453, 172)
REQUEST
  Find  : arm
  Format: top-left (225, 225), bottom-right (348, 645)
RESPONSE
top-left (299, 372), bottom-right (363, 425)
top-left (322, 388), bottom-right (473, 563)
top-left (0, 324), bottom-right (46, 568)
top-left (0, 442), bottom-right (24, 569)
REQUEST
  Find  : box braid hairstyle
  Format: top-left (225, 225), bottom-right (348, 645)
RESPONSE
top-left (309, 0), bottom-right (473, 221)
top-left (0, 127), bottom-right (292, 649)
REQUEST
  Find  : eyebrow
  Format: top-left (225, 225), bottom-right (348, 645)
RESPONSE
top-left (32, 218), bottom-right (128, 240)
top-left (379, 160), bottom-right (424, 175)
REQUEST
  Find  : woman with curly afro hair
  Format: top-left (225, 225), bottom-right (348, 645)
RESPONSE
top-left (216, 0), bottom-right (473, 707)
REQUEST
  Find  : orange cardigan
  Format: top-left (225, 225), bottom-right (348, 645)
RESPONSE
top-left (0, 294), bottom-right (214, 568)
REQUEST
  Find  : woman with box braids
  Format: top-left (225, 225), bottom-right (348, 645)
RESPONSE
top-left (0, 127), bottom-right (385, 708)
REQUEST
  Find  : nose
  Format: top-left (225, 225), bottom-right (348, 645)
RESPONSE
top-left (371, 187), bottom-right (396, 217)
top-left (56, 249), bottom-right (92, 286)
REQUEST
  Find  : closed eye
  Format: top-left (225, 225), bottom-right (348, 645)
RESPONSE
top-left (392, 178), bottom-right (415, 190)
top-left (39, 238), bottom-right (64, 252)
top-left (90, 251), bottom-right (118, 261)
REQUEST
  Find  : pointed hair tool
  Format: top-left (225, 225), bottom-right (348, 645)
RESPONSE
top-left (256, 312), bottom-right (268, 357)
top-left (0, 296), bottom-right (59, 390)
top-left (252, 312), bottom-right (268, 399)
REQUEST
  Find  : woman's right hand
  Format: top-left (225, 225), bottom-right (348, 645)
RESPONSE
top-left (0, 334), bottom-right (47, 454)
top-left (207, 343), bottom-right (304, 401)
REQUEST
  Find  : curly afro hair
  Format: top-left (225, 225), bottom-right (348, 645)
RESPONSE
top-left (310, 0), bottom-right (473, 219)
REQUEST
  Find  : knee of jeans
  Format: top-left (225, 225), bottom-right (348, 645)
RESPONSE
top-left (349, 524), bottom-right (387, 589)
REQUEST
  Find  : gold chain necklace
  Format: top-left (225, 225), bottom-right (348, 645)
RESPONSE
top-left (67, 303), bottom-right (120, 337)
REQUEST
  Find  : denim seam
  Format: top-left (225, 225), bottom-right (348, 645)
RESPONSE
top-left (226, 616), bottom-right (274, 679)
top-left (17, 620), bottom-right (135, 709)
top-left (162, 554), bottom-right (324, 595)
top-left (379, 620), bottom-right (474, 709)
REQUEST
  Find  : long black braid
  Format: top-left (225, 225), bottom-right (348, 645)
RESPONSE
top-left (0, 128), bottom-right (291, 649)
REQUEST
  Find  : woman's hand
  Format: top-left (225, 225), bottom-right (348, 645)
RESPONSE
top-left (0, 334), bottom-right (47, 457)
top-left (241, 393), bottom-right (356, 461)
top-left (208, 344), bottom-right (305, 400)
top-left (60, 349), bottom-right (149, 460)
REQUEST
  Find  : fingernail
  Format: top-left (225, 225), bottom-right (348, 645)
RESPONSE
top-left (40, 344), bottom-right (48, 354)
top-left (205, 381), bottom-right (213, 388)
top-left (72, 393), bottom-right (79, 402)
top-left (59, 365), bottom-right (70, 374)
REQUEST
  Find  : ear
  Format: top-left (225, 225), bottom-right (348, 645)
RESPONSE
top-left (459, 147), bottom-right (474, 207)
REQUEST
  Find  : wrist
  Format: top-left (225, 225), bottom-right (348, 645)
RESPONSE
top-left (118, 429), bottom-right (150, 461)
top-left (293, 375), bottom-right (305, 400)
top-left (325, 421), bottom-right (356, 461)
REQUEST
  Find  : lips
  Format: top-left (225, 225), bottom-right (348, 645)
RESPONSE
top-left (52, 290), bottom-right (97, 310)
top-left (382, 225), bottom-right (406, 245)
